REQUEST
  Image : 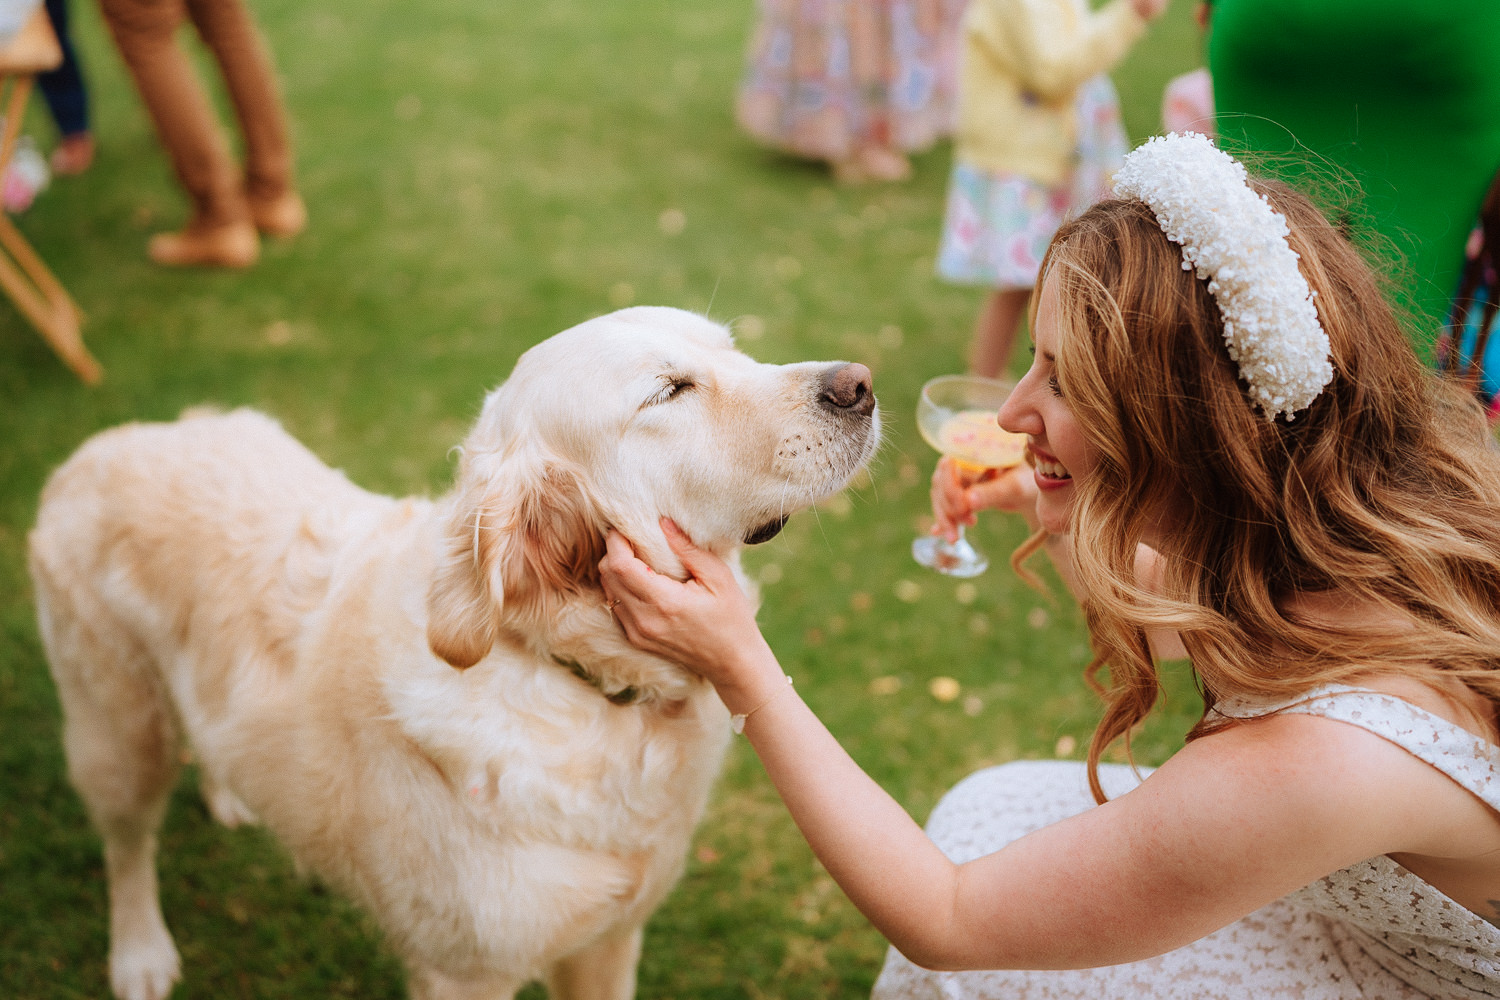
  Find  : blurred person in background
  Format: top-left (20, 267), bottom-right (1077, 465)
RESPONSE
top-left (936, 0), bottom-right (1165, 379)
top-left (38, 0), bottom-right (94, 175)
top-left (736, 0), bottom-right (966, 183)
top-left (98, 0), bottom-right (306, 267)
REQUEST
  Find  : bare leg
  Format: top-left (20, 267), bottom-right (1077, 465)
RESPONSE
top-left (967, 287), bottom-right (1031, 379)
top-left (832, 0), bottom-right (910, 185)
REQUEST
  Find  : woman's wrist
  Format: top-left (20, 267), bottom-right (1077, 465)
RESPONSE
top-left (710, 638), bottom-right (789, 718)
top-left (729, 674), bottom-right (794, 733)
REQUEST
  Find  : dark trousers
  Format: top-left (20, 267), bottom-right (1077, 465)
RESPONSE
top-left (38, 0), bottom-right (89, 138)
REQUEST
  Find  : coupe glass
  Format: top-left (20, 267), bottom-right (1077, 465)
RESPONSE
top-left (911, 374), bottom-right (1027, 577)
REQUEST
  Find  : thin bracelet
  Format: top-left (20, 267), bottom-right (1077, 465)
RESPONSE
top-left (730, 675), bottom-right (794, 734)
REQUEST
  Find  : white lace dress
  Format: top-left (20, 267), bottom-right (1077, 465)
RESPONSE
top-left (871, 686), bottom-right (1500, 999)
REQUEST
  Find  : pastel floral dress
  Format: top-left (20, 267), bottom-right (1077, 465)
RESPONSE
top-left (736, 0), bottom-right (966, 160)
top-left (936, 74), bottom-right (1128, 289)
top-left (871, 686), bottom-right (1500, 999)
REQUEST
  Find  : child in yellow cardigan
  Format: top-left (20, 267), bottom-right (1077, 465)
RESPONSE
top-left (938, 0), bottom-right (1165, 376)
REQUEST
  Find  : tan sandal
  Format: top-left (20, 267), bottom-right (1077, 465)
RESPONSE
top-left (147, 220), bottom-right (259, 269)
top-left (249, 190), bottom-right (307, 239)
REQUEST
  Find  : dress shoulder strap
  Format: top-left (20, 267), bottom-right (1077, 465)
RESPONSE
top-left (1214, 684), bottom-right (1500, 811)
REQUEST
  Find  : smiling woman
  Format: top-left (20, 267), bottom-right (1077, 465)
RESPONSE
top-left (991, 281), bottom-right (1091, 539)
top-left (600, 135), bottom-right (1500, 999)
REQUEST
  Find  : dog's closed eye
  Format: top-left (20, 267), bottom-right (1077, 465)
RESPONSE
top-left (647, 375), bottom-right (696, 406)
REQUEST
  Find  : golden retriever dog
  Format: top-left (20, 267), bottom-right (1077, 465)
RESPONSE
top-left (28, 306), bottom-right (879, 1000)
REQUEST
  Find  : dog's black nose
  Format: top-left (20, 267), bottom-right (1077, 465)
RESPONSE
top-left (819, 363), bottom-right (875, 417)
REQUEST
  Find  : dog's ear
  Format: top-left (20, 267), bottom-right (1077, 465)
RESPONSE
top-left (500, 463), bottom-right (608, 600)
top-left (427, 454), bottom-right (605, 669)
top-left (426, 477), bottom-right (503, 670)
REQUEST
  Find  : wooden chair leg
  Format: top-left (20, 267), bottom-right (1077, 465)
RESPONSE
top-left (0, 72), bottom-right (101, 384)
top-left (0, 213), bottom-right (100, 384)
top-left (0, 73), bottom-right (27, 169)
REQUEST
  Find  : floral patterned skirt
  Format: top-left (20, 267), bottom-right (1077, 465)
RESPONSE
top-left (735, 0), bottom-right (966, 159)
top-left (936, 74), bottom-right (1128, 289)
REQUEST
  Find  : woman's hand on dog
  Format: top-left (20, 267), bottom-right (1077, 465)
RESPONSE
top-left (601, 518), bottom-right (785, 714)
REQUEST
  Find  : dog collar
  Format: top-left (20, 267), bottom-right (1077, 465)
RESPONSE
top-left (550, 653), bottom-right (641, 706)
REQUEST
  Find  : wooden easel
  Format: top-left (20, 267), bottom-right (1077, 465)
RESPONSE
top-left (0, 4), bottom-right (99, 384)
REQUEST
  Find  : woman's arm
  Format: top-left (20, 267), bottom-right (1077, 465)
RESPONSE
top-left (598, 522), bottom-right (1443, 970)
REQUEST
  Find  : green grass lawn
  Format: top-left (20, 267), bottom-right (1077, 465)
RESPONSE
top-left (1, 2), bottom-right (1205, 996)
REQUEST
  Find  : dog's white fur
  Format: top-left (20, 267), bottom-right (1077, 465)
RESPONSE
top-left (28, 307), bottom-right (879, 1000)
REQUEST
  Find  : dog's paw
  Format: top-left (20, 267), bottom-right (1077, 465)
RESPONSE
top-left (202, 780), bottom-right (258, 828)
top-left (109, 931), bottom-right (181, 1000)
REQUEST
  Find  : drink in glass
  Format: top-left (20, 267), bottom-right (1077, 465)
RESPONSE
top-left (912, 374), bottom-right (1028, 577)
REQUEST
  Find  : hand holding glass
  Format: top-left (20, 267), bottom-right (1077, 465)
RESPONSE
top-left (912, 375), bottom-right (1028, 577)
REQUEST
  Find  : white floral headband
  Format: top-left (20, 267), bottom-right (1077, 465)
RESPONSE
top-left (1112, 132), bottom-right (1334, 421)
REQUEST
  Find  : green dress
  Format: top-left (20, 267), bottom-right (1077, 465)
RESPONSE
top-left (1209, 0), bottom-right (1500, 358)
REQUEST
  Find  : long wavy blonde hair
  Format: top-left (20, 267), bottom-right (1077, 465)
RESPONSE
top-left (1031, 181), bottom-right (1500, 802)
